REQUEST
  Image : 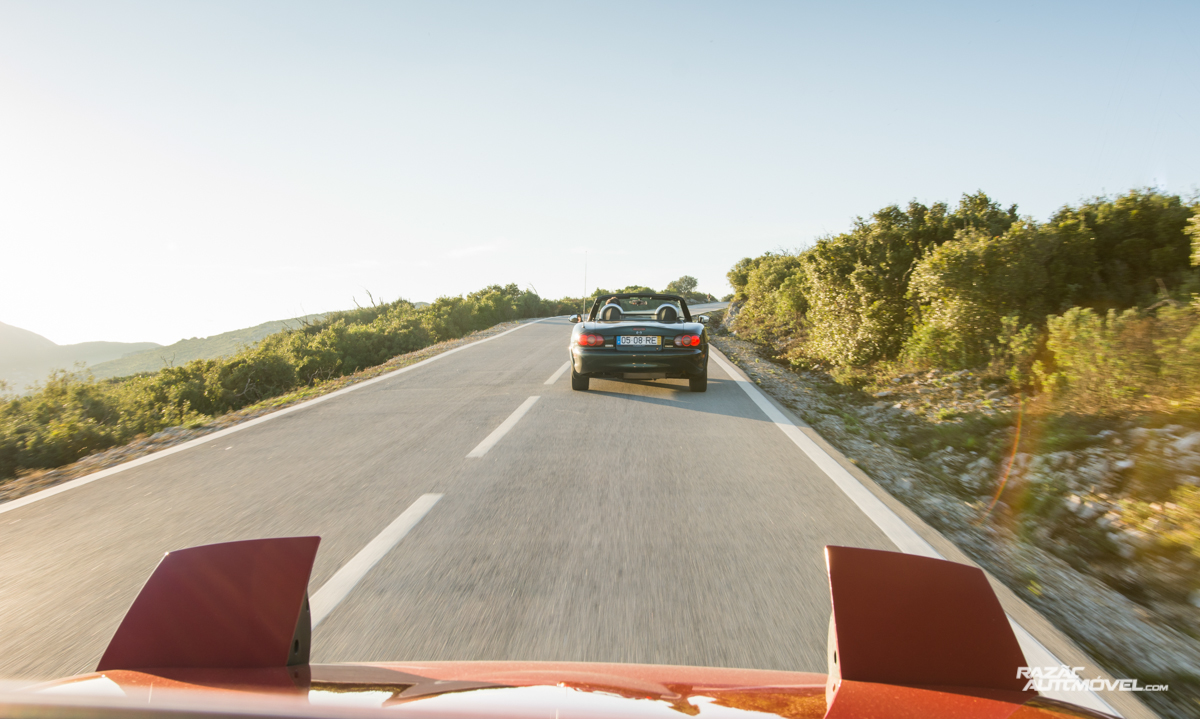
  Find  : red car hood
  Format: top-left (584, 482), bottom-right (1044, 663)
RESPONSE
top-left (1, 539), bottom-right (1114, 719)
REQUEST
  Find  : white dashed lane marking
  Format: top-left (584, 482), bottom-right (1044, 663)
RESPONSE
top-left (310, 493), bottom-right (443, 627)
top-left (466, 396), bottom-right (541, 458)
top-left (545, 361), bottom-right (570, 385)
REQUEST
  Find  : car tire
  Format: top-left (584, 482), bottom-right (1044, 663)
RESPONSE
top-left (571, 369), bottom-right (590, 391)
top-left (689, 370), bottom-right (707, 393)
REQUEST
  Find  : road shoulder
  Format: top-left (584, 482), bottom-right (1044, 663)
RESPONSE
top-left (710, 342), bottom-right (1158, 719)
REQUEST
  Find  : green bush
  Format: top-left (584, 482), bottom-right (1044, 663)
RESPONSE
top-left (1036, 299), bottom-right (1200, 412)
top-left (0, 372), bottom-right (125, 474)
top-left (993, 315), bottom-right (1041, 387)
top-left (732, 193), bottom-right (1017, 366)
top-left (1041, 307), bottom-right (1156, 411)
top-left (664, 275), bottom-right (698, 296)
top-left (729, 189), bottom-right (1198, 383)
top-left (1154, 301), bottom-right (1200, 401)
top-left (904, 223), bottom-right (1052, 368)
top-left (726, 257), bottom-right (762, 301)
top-left (730, 253), bottom-right (807, 343)
top-left (1045, 190), bottom-right (1196, 310)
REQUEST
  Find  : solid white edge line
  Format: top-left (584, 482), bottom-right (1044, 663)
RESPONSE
top-left (544, 361), bottom-right (571, 385)
top-left (709, 353), bottom-right (938, 558)
top-left (0, 319), bottom-right (551, 517)
top-left (310, 493), bottom-right (443, 627)
top-left (709, 351), bottom-right (1120, 717)
top-left (466, 396), bottom-right (540, 458)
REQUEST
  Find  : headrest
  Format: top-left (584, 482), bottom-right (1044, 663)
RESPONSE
top-left (600, 304), bottom-right (622, 321)
top-left (655, 304), bottom-right (679, 323)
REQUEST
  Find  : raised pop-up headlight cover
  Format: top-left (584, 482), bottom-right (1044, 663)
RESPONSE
top-left (824, 546), bottom-right (1030, 694)
top-left (96, 537), bottom-right (320, 671)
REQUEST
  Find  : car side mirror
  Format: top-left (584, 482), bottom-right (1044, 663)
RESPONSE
top-left (569, 314), bottom-right (582, 323)
top-left (698, 315), bottom-right (709, 325)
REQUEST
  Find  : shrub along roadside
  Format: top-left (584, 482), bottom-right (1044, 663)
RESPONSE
top-left (0, 284), bottom-right (579, 482)
top-left (720, 188), bottom-right (1200, 709)
top-left (730, 189), bottom-right (1199, 379)
top-left (722, 186), bottom-right (1200, 587)
top-left (728, 188), bottom-right (1200, 417)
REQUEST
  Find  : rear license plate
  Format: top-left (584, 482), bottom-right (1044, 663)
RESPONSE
top-left (617, 335), bottom-right (660, 346)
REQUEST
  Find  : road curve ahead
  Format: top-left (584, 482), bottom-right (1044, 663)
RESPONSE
top-left (0, 314), bottom-right (928, 680)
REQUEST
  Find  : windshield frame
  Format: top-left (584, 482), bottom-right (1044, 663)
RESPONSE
top-left (587, 293), bottom-right (692, 323)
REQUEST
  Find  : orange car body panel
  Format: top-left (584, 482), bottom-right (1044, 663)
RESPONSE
top-left (16, 661), bottom-right (1113, 719)
top-left (5, 540), bottom-right (1115, 719)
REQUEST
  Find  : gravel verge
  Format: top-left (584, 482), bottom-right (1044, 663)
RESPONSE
top-left (711, 314), bottom-right (1198, 719)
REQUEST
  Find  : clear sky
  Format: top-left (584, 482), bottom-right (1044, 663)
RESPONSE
top-left (2, 1), bottom-right (1197, 345)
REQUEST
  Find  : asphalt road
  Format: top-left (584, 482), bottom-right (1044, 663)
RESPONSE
top-left (0, 312), bottom-right (967, 680)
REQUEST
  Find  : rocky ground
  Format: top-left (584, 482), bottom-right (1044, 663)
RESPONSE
top-left (0, 320), bottom-right (532, 505)
top-left (713, 308), bottom-right (1200, 719)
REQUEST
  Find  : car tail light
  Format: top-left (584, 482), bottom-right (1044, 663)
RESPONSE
top-left (674, 334), bottom-right (700, 347)
top-left (578, 333), bottom-right (604, 347)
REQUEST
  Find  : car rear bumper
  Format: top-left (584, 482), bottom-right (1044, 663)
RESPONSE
top-left (571, 347), bottom-right (707, 378)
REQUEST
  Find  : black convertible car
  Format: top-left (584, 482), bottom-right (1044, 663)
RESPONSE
top-left (568, 293), bottom-right (710, 392)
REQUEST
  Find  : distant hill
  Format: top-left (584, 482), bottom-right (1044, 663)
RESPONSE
top-left (0, 314), bottom-right (329, 392)
top-left (88, 314), bottom-right (326, 379)
top-left (0, 322), bottom-right (59, 366)
top-left (0, 322), bottom-right (161, 392)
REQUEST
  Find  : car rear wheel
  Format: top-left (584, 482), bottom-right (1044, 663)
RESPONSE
top-left (689, 370), bottom-right (707, 393)
top-left (571, 369), bottom-right (590, 391)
